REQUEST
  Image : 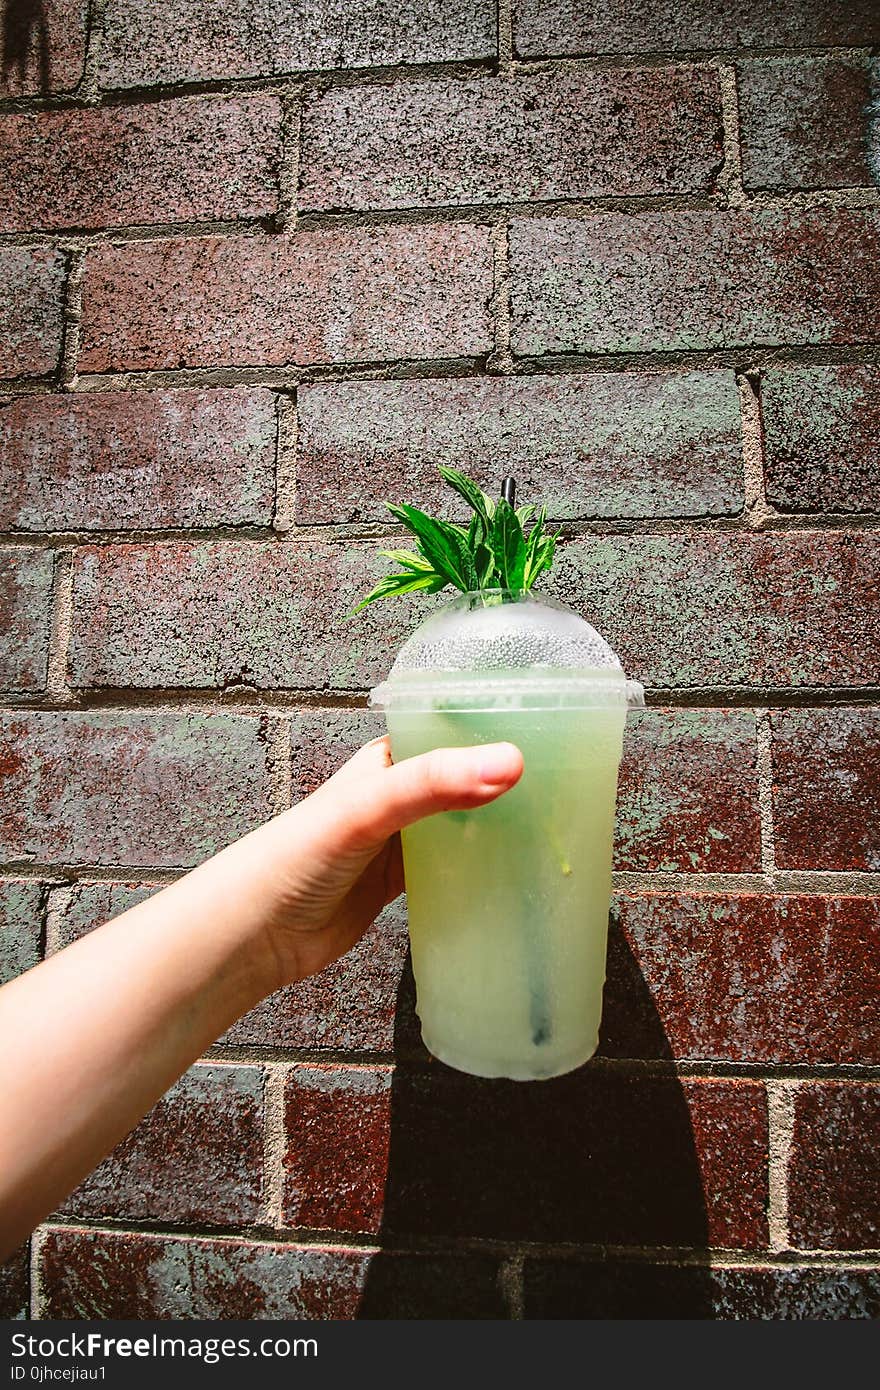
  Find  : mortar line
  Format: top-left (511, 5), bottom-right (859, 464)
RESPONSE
top-left (738, 371), bottom-right (780, 529)
top-left (34, 1214), bottom-right (880, 1264)
top-left (1, 183), bottom-right (878, 254)
top-left (45, 550), bottom-right (74, 699)
top-left (80, 0), bottom-right (108, 104)
top-left (716, 61), bottom-right (746, 208)
top-left (755, 710), bottom-right (778, 885)
top-left (497, 0), bottom-right (514, 73)
top-left (3, 341), bottom-right (880, 398)
top-left (3, 687), bottom-right (880, 718)
top-left (44, 883), bottom-right (76, 956)
top-left (278, 89), bottom-right (302, 232)
top-left (29, 1228), bottom-right (43, 1319)
top-left (2, 45), bottom-right (877, 117)
top-left (58, 249), bottom-right (85, 388)
top-left (273, 391), bottom-right (298, 534)
top-left (6, 859), bottom-right (880, 895)
top-left (5, 511), bottom-right (880, 548)
top-left (260, 1064), bottom-right (289, 1230)
top-left (766, 1080), bottom-right (798, 1253)
top-left (262, 712), bottom-right (294, 817)
top-left (499, 1253), bottom-right (524, 1318)
top-left (488, 220), bottom-right (514, 373)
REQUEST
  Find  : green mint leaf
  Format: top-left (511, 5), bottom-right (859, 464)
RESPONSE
top-left (377, 548), bottom-right (435, 573)
top-left (491, 498), bottom-right (527, 591)
top-left (350, 570), bottom-right (446, 615)
top-left (387, 502), bottom-right (475, 591)
top-left (438, 465), bottom-right (493, 537)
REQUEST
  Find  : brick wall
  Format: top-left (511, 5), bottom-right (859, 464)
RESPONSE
top-left (1, 0), bottom-right (880, 1320)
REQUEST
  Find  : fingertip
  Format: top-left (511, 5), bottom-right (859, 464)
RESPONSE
top-left (475, 741), bottom-right (524, 789)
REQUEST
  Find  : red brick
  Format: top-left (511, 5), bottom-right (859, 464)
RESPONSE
top-left (615, 709), bottom-right (760, 872)
top-left (738, 56), bottom-right (878, 192)
top-left (0, 96), bottom-right (281, 235)
top-left (523, 1260), bottom-right (880, 1319)
top-left (0, 878), bottom-right (43, 985)
top-left (513, 0), bottom-right (880, 57)
top-left (762, 365), bottom-right (880, 514)
top-left (0, 711), bottom-right (271, 867)
top-left (69, 541), bottom-right (414, 690)
top-left (0, 0), bottom-right (87, 96)
top-left (510, 211), bottom-right (880, 355)
top-left (59, 1063), bottom-right (263, 1225)
top-left (551, 531), bottom-right (880, 689)
top-left (0, 248), bottom-right (65, 378)
top-left (283, 1065), bottom-right (767, 1249)
top-left (300, 67), bottom-right (723, 211)
top-left (789, 1084), bottom-right (880, 1251)
top-left (79, 226), bottom-right (492, 373)
top-left (0, 1244), bottom-right (28, 1319)
top-left (37, 1227), bottom-right (506, 1318)
top-left (296, 371), bottom-right (744, 524)
top-left (282, 1065), bottom-right (393, 1234)
top-left (602, 893), bottom-right (880, 1066)
top-left (772, 709), bottom-right (880, 872)
top-left (0, 547), bottom-right (54, 692)
top-left (0, 388), bottom-right (276, 531)
top-left (100, 0), bottom-right (497, 88)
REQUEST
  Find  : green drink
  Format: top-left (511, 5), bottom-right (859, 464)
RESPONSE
top-left (372, 591), bottom-right (642, 1082)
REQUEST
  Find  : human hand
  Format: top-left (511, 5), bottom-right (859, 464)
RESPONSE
top-left (240, 735), bottom-right (524, 988)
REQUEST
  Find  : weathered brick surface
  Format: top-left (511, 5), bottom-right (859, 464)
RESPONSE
top-left (0, 547), bottom-right (54, 692)
top-left (0, 711), bottom-right (270, 867)
top-left (79, 226), bottom-right (492, 373)
top-left (789, 1084), bottom-right (880, 1251)
top-left (60, 1064), bottom-right (263, 1225)
top-left (0, 0), bottom-right (87, 96)
top-left (0, 879), bottom-right (43, 984)
top-left (510, 211), bottom-right (880, 355)
top-left (601, 893), bottom-right (880, 1065)
top-left (551, 531), bottom-right (880, 690)
top-left (282, 1065), bottom-right (767, 1249)
top-left (69, 542), bottom-right (412, 690)
top-left (37, 1228), bottom-right (506, 1319)
top-left (513, 0), bottom-right (880, 56)
top-left (296, 371), bottom-right (744, 523)
top-left (0, 1244), bottom-right (28, 1319)
top-left (0, 388), bottom-right (276, 531)
top-left (0, 248), bottom-right (66, 379)
top-left (283, 1066), bottom-right (393, 1234)
top-left (772, 709), bottom-right (880, 872)
top-left (738, 56), bottom-right (879, 192)
top-left (300, 68), bottom-right (723, 211)
top-left (0, 96), bottom-right (281, 234)
top-left (615, 709), bottom-right (760, 872)
top-left (100, 0), bottom-right (496, 88)
top-left (523, 1260), bottom-right (880, 1319)
top-left (762, 366), bottom-right (880, 514)
top-left (72, 533), bottom-right (880, 693)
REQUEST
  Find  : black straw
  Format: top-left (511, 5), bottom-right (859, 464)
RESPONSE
top-left (501, 476), bottom-right (517, 507)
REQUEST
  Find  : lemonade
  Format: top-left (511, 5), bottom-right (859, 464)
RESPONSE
top-left (387, 684), bottom-right (627, 1080)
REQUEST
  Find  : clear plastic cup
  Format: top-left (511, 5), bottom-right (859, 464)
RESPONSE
top-left (370, 590), bottom-right (644, 1081)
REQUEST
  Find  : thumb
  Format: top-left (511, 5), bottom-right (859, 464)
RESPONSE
top-left (329, 742), bottom-right (524, 853)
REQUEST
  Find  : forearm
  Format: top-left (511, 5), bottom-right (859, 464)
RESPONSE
top-left (0, 827), bottom-right (282, 1256)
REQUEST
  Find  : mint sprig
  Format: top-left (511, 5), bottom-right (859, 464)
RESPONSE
top-left (352, 467), bottom-right (561, 614)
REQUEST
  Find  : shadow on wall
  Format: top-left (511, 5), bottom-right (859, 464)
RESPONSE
top-left (357, 924), bottom-right (714, 1319)
top-left (2, 0), bottom-right (49, 91)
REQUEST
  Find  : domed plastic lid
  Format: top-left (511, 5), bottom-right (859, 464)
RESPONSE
top-left (369, 590), bottom-right (645, 711)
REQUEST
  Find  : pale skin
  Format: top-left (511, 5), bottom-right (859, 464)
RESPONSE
top-left (0, 736), bottom-right (523, 1259)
